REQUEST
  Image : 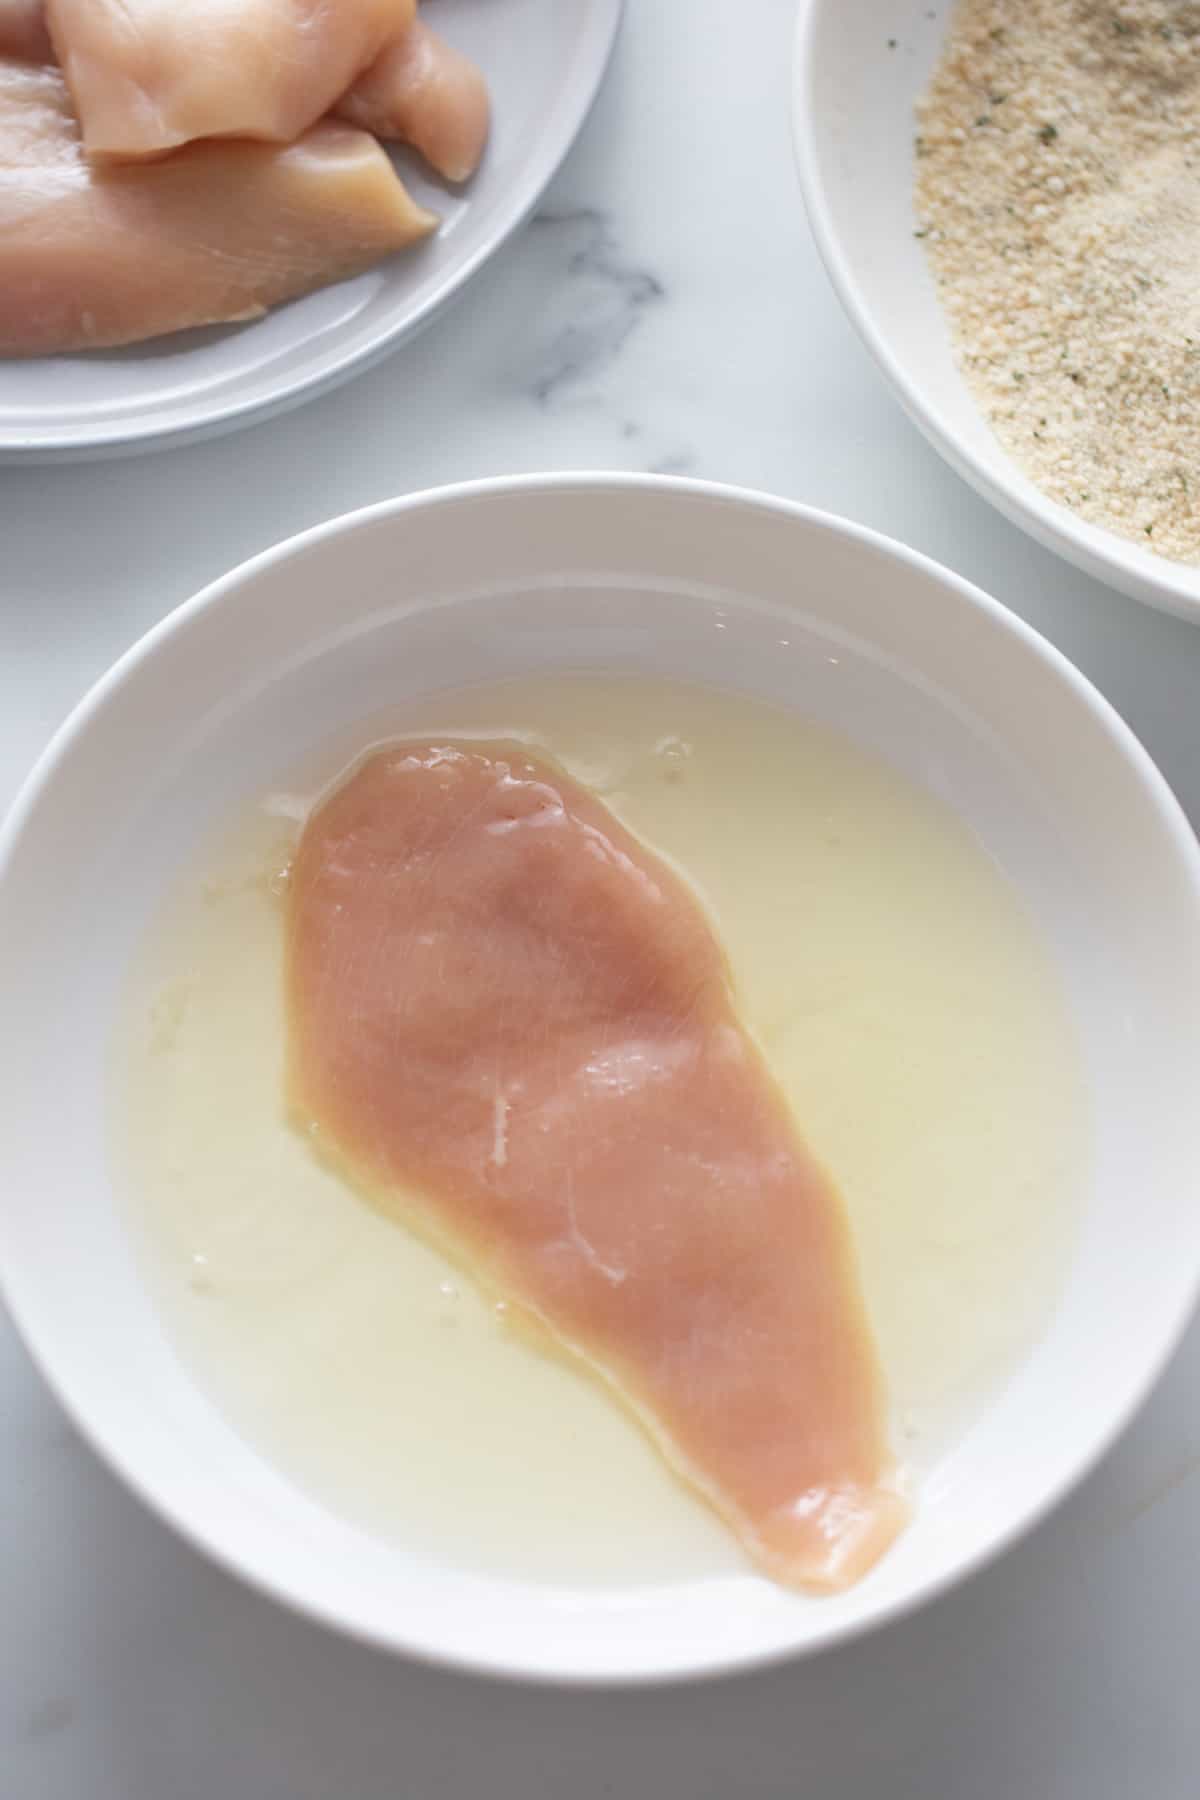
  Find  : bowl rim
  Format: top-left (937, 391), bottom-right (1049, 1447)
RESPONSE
top-left (790, 0), bottom-right (1200, 625)
top-left (4, 470), bottom-right (1200, 1687)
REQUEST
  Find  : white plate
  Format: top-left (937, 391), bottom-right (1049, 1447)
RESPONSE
top-left (2, 475), bottom-right (1199, 1684)
top-left (793, 0), bottom-right (1200, 623)
top-left (0, 0), bottom-right (623, 462)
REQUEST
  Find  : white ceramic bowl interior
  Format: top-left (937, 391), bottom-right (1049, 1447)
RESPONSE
top-left (2, 476), bottom-right (1199, 1684)
top-left (0, 0), bottom-right (622, 462)
top-left (793, 0), bottom-right (1200, 623)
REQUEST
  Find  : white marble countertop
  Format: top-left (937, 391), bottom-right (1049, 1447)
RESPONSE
top-left (4, 2), bottom-right (1200, 1793)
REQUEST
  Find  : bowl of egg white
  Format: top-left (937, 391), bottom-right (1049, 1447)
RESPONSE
top-left (2, 473), bottom-right (1199, 1684)
top-left (795, 0), bottom-right (1200, 621)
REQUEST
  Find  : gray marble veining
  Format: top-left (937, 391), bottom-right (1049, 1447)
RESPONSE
top-left (523, 207), bottom-right (666, 406)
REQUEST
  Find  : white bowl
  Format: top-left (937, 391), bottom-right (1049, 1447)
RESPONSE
top-left (1, 475), bottom-right (1199, 1684)
top-left (793, 0), bottom-right (1200, 623)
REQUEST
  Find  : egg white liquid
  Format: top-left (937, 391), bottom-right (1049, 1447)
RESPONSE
top-left (114, 676), bottom-right (1085, 1586)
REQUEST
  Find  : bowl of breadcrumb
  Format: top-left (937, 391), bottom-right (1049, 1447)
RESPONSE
top-left (794, 0), bottom-right (1200, 622)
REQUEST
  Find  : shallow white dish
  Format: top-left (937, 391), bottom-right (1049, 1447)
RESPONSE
top-left (793, 0), bottom-right (1200, 623)
top-left (0, 0), bottom-right (622, 462)
top-left (2, 473), bottom-right (1199, 1684)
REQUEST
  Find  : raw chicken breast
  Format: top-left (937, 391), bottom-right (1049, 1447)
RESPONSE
top-left (337, 19), bottom-right (490, 183)
top-left (0, 0), bottom-right (51, 63)
top-left (286, 744), bottom-right (906, 1591)
top-left (1, 3), bottom-right (488, 180)
top-left (44, 0), bottom-right (409, 158)
top-left (0, 62), bottom-right (434, 356)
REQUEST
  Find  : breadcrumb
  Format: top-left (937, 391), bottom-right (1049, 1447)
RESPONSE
top-left (916, 0), bottom-right (1200, 563)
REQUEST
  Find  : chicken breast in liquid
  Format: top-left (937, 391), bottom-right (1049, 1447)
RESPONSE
top-left (287, 743), bottom-right (906, 1592)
